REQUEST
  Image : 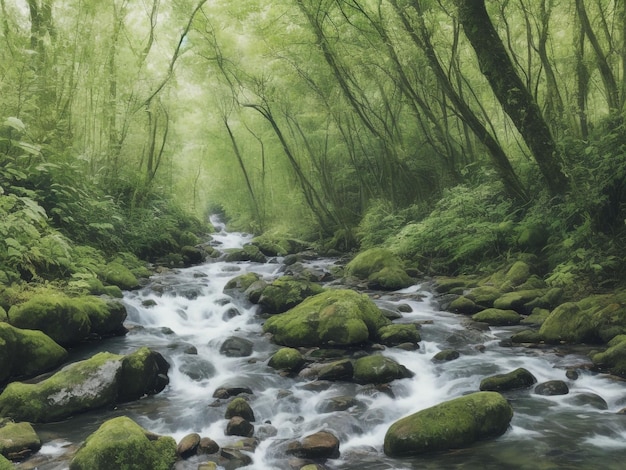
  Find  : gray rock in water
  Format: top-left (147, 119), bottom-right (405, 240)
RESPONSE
top-left (219, 336), bottom-right (253, 357)
top-left (225, 417), bottom-right (254, 438)
top-left (177, 433), bottom-right (201, 459)
top-left (479, 367), bottom-right (537, 392)
top-left (534, 380), bottom-right (569, 396)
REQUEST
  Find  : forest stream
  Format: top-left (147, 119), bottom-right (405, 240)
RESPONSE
top-left (23, 220), bottom-right (626, 470)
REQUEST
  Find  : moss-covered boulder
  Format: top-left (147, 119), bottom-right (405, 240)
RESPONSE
top-left (0, 348), bottom-right (169, 423)
top-left (353, 355), bottom-right (413, 384)
top-left (591, 335), bottom-right (626, 377)
top-left (448, 296), bottom-right (482, 315)
top-left (225, 397), bottom-right (255, 422)
top-left (377, 324), bottom-right (421, 347)
top-left (500, 261), bottom-right (531, 291)
top-left (8, 293), bottom-right (126, 346)
top-left (224, 272), bottom-right (261, 293)
top-left (268, 347), bottom-right (305, 372)
top-left (465, 286), bottom-right (502, 308)
top-left (521, 308), bottom-right (550, 326)
top-left (258, 276), bottom-right (325, 314)
top-left (0, 421), bottom-right (41, 460)
top-left (493, 289), bottom-right (547, 314)
top-left (0, 323), bottom-right (67, 383)
top-left (479, 368), bottom-right (537, 392)
top-left (118, 347), bottom-right (170, 402)
top-left (224, 245), bottom-right (267, 263)
top-left (69, 416), bottom-right (177, 470)
top-left (345, 248), bottom-right (413, 291)
top-left (471, 308), bottom-right (521, 326)
top-left (0, 454), bottom-right (11, 469)
top-left (99, 261), bottom-right (140, 290)
top-left (263, 289), bottom-right (390, 347)
top-left (384, 392), bottom-right (513, 456)
top-left (510, 329), bottom-right (544, 344)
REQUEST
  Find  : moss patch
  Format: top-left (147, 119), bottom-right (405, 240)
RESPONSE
top-left (384, 391), bottom-right (513, 456)
top-left (258, 276), bottom-right (325, 314)
top-left (263, 289), bottom-right (389, 347)
top-left (69, 416), bottom-right (176, 470)
top-left (346, 248), bottom-right (413, 290)
top-left (353, 355), bottom-right (413, 384)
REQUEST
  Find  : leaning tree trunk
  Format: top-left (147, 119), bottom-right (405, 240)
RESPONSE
top-left (456, 0), bottom-right (569, 195)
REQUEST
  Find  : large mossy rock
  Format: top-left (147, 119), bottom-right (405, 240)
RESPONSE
top-left (0, 323), bottom-right (67, 383)
top-left (0, 421), bottom-right (41, 461)
top-left (69, 416), bottom-right (177, 470)
top-left (263, 289), bottom-right (389, 347)
top-left (540, 292), bottom-right (626, 344)
top-left (224, 245), bottom-right (267, 263)
top-left (223, 273), bottom-right (261, 294)
top-left (0, 347), bottom-right (169, 423)
top-left (268, 347), bottom-right (305, 372)
top-left (345, 248), bottom-right (413, 291)
top-left (0, 454), bottom-right (11, 469)
top-left (384, 391), bottom-right (512, 456)
top-left (377, 324), bottom-right (421, 346)
top-left (353, 355), bottom-right (413, 384)
top-left (257, 276), bottom-right (325, 314)
top-left (8, 293), bottom-right (127, 346)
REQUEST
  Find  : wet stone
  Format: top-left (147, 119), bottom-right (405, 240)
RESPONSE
top-left (432, 349), bottom-right (460, 362)
top-left (219, 336), bottom-right (254, 357)
top-left (177, 432), bottom-right (201, 459)
top-left (225, 417), bottom-right (254, 438)
top-left (212, 386), bottom-right (254, 399)
top-left (286, 431), bottom-right (340, 460)
top-left (198, 437), bottom-right (219, 454)
top-left (534, 380), bottom-right (569, 396)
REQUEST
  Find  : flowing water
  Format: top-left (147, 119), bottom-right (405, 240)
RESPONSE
top-left (27, 222), bottom-right (626, 469)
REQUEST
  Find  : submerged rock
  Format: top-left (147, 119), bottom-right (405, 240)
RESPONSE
top-left (69, 416), bottom-right (176, 470)
top-left (263, 289), bottom-right (390, 347)
top-left (219, 336), bottom-right (253, 357)
top-left (383, 391), bottom-right (513, 456)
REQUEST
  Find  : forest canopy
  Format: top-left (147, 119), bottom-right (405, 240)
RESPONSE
top-left (2, 0), bottom-right (626, 293)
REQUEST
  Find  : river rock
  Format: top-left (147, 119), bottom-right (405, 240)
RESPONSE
top-left (98, 260), bottom-right (140, 290)
top-left (69, 416), bottom-right (177, 470)
top-left (315, 395), bottom-right (363, 413)
top-left (472, 308), bottom-right (521, 326)
top-left (263, 289), bottom-right (390, 347)
top-left (0, 421), bottom-right (41, 461)
top-left (0, 322), bottom-right (67, 383)
top-left (177, 433), bottom-right (201, 459)
top-left (591, 335), bottom-right (626, 377)
top-left (465, 285), bottom-right (502, 308)
top-left (345, 248), bottom-right (413, 290)
top-left (268, 347), bottom-right (305, 373)
top-left (353, 355), bottom-right (413, 384)
top-left (432, 349), bottom-right (460, 362)
top-left (198, 437), bottom-right (220, 454)
top-left (493, 289), bottom-right (547, 314)
top-left (225, 417), bottom-right (254, 437)
top-left (286, 431), bottom-right (340, 459)
top-left (510, 329), bottom-right (544, 344)
top-left (383, 391), bottom-right (513, 456)
top-left (449, 296), bottom-right (482, 315)
top-left (0, 454), bottom-right (11, 468)
top-left (225, 397), bottom-right (255, 422)
top-left (534, 380), bottom-right (569, 396)
top-left (317, 359), bottom-right (354, 381)
top-left (7, 293), bottom-right (126, 345)
top-left (0, 347), bottom-right (169, 423)
top-left (377, 323), bottom-right (421, 346)
top-left (257, 276), bottom-right (325, 314)
top-left (219, 336), bottom-right (253, 357)
top-left (223, 272), bottom-right (261, 293)
top-left (212, 385), bottom-right (253, 399)
top-left (181, 245), bottom-right (205, 266)
top-left (564, 392), bottom-right (608, 410)
top-left (224, 245), bottom-right (267, 263)
top-left (479, 367), bottom-right (537, 392)
top-left (178, 355), bottom-right (216, 381)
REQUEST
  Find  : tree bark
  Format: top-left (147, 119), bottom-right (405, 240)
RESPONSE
top-left (456, 0), bottom-right (568, 195)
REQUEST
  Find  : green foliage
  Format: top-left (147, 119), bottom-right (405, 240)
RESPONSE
top-left (385, 184), bottom-right (515, 274)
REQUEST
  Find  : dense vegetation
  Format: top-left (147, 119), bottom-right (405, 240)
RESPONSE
top-left (2, 0), bottom-right (626, 298)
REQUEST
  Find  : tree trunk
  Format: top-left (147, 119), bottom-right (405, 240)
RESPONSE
top-left (456, 0), bottom-right (569, 195)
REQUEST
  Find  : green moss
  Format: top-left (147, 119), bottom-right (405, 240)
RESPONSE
top-left (99, 261), bottom-right (139, 290)
top-left (0, 454), bottom-right (12, 469)
top-left (345, 248), bottom-right (412, 290)
top-left (250, 234), bottom-right (292, 256)
top-left (0, 421), bottom-right (41, 459)
top-left (383, 392), bottom-right (513, 457)
top-left (539, 302), bottom-right (596, 344)
top-left (493, 289), bottom-right (546, 313)
top-left (263, 289), bottom-right (389, 347)
top-left (118, 347), bottom-right (169, 402)
top-left (352, 355), bottom-right (413, 384)
top-left (500, 261), bottom-right (531, 290)
top-left (0, 352), bottom-right (123, 423)
top-left (225, 397), bottom-right (255, 422)
top-left (5, 323), bottom-right (67, 378)
top-left (224, 273), bottom-right (261, 292)
top-left (591, 335), bottom-right (626, 377)
top-left (472, 308), bottom-right (521, 326)
top-left (377, 324), bottom-right (421, 346)
top-left (69, 416), bottom-right (177, 470)
top-left (268, 347), bottom-right (305, 372)
top-left (465, 286), bottom-right (502, 307)
top-left (0, 307), bottom-right (6, 323)
top-left (258, 276), bottom-right (325, 314)
top-left (479, 368), bottom-right (537, 392)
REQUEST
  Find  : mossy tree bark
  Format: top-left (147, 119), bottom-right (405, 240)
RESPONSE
top-left (456, 0), bottom-right (569, 195)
